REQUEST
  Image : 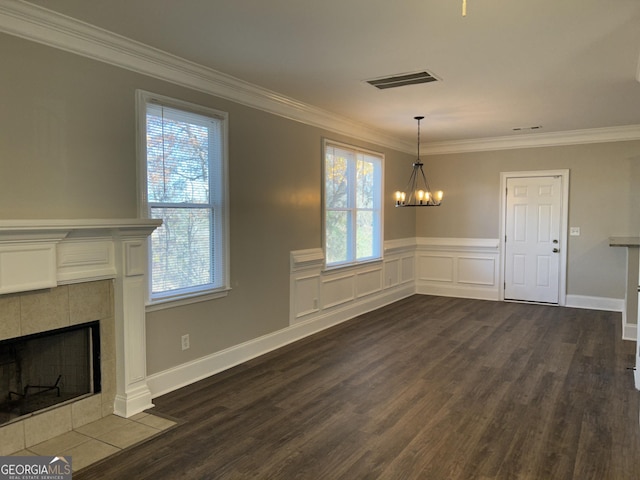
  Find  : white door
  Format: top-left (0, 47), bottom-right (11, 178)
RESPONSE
top-left (504, 175), bottom-right (562, 303)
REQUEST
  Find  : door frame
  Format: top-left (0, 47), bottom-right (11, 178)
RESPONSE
top-left (498, 169), bottom-right (570, 305)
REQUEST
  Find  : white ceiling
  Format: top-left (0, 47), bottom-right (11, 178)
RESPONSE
top-left (21, 0), bottom-right (640, 145)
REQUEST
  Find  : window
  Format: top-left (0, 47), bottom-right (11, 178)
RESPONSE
top-left (137, 91), bottom-right (229, 303)
top-left (323, 140), bottom-right (383, 267)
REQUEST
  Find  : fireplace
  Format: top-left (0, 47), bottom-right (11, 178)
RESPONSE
top-left (0, 321), bottom-right (101, 425)
top-left (0, 219), bottom-right (160, 454)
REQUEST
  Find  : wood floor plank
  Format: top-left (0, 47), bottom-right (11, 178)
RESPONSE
top-left (75, 296), bottom-right (640, 479)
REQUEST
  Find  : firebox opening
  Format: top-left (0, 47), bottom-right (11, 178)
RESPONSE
top-left (0, 321), bottom-right (101, 426)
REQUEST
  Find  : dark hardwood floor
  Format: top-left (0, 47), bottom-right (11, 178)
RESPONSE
top-left (76, 295), bottom-right (640, 479)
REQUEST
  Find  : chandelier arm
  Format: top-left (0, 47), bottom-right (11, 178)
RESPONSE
top-left (418, 164), bottom-right (434, 204)
top-left (403, 167), bottom-right (419, 204)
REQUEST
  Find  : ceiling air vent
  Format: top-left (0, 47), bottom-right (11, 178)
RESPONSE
top-left (512, 125), bottom-right (543, 132)
top-left (366, 71), bottom-right (439, 90)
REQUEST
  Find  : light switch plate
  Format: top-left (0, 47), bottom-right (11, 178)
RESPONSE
top-left (570, 227), bottom-right (580, 236)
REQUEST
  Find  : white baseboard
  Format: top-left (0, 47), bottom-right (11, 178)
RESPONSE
top-left (624, 323), bottom-right (638, 342)
top-left (565, 294), bottom-right (635, 341)
top-left (564, 294), bottom-right (624, 312)
top-left (147, 284), bottom-right (414, 399)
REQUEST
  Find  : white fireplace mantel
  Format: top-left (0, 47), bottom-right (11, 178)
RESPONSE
top-left (0, 218), bottom-right (161, 418)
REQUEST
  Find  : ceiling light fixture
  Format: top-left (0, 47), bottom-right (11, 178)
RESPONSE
top-left (394, 116), bottom-right (443, 207)
top-left (462, 0), bottom-right (467, 16)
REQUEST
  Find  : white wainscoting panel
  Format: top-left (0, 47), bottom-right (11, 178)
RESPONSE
top-left (415, 238), bottom-right (500, 300)
top-left (384, 258), bottom-right (400, 288)
top-left (458, 256), bottom-right (496, 286)
top-left (322, 273), bottom-right (356, 309)
top-left (401, 255), bottom-right (415, 284)
top-left (356, 267), bottom-right (383, 298)
top-left (293, 274), bottom-right (321, 319)
top-left (418, 255), bottom-right (454, 283)
top-left (289, 240), bottom-right (416, 326)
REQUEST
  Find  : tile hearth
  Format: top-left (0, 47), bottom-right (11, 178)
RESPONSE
top-left (8, 412), bottom-right (176, 472)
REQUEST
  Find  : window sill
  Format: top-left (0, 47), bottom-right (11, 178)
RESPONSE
top-left (146, 287), bottom-right (231, 312)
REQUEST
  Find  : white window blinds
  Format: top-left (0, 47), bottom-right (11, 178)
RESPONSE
top-left (141, 94), bottom-right (228, 302)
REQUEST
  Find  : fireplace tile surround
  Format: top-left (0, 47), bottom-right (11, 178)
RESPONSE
top-left (0, 281), bottom-right (114, 433)
top-left (0, 219), bottom-right (160, 452)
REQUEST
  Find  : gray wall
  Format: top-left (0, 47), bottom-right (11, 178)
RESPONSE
top-left (0, 33), bottom-right (415, 375)
top-left (420, 143), bottom-right (640, 298)
top-left (1, 32), bottom-right (637, 377)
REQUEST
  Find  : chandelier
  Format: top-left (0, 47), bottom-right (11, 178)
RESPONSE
top-left (394, 116), bottom-right (443, 207)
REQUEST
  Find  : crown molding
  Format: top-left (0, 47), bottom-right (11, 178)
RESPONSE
top-left (0, 0), bottom-right (413, 154)
top-left (423, 124), bottom-right (640, 155)
top-left (1, 1), bottom-right (638, 156)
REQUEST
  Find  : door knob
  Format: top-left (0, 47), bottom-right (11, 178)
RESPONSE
top-left (553, 248), bottom-right (559, 253)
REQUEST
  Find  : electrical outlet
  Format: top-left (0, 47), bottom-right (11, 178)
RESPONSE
top-left (181, 334), bottom-right (190, 351)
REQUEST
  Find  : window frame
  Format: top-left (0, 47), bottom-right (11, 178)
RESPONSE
top-left (322, 138), bottom-right (384, 269)
top-left (136, 90), bottom-right (230, 309)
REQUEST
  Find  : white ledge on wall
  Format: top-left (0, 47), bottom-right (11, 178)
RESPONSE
top-left (384, 237), bottom-right (418, 254)
top-left (290, 248), bottom-right (324, 272)
top-left (416, 237), bottom-right (499, 251)
top-left (0, 218), bottom-right (161, 231)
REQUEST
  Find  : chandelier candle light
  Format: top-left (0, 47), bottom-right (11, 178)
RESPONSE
top-left (394, 116), bottom-right (443, 207)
